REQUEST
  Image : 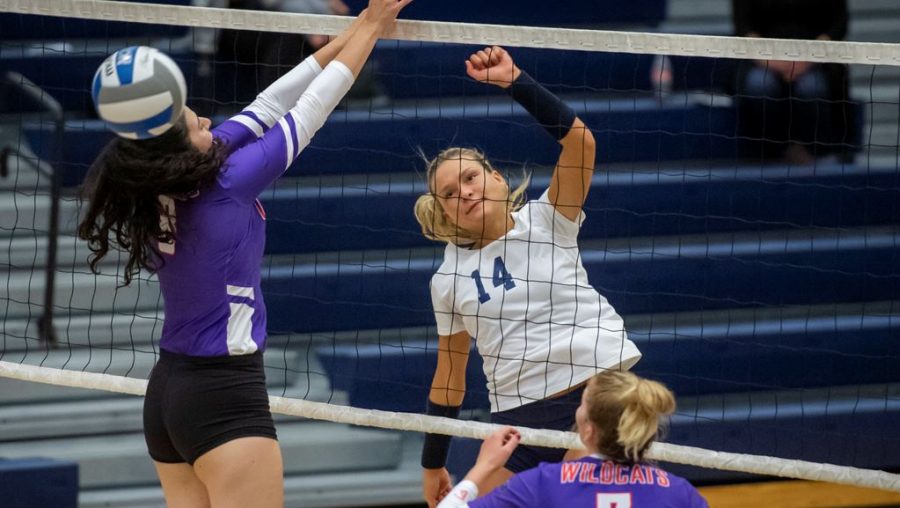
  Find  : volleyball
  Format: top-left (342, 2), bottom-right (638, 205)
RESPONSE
top-left (91, 46), bottom-right (187, 140)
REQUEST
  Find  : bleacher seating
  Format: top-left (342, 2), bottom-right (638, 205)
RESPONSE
top-left (22, 97), bottom-right (743, 185)
top-left (0, 458), bottom-right (78, 508)
top-left (0, 1), bottom-right (191, 39)
top-left (259, 224), bottom-right (899, 332)
top-left (262, 165), bottom-right (897, 253)
top-left (342, 0), bottom-right (668, 27)
top-left (318, 306), bottom-right (900, 409)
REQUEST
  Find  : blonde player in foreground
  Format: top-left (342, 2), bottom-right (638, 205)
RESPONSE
top-left (438, 371), bottom-right (708, 507)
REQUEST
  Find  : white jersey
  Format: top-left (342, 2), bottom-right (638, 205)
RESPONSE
top-left (431, 190), bottom-right (642, 412)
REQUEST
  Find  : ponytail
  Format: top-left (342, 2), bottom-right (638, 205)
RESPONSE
top-left (585, 371), bottom-right (676, 463)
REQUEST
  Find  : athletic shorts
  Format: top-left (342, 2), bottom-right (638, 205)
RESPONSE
top-left (489, 385), bottom-right (585, 473)
top-left (143, 349), bottom-right (277, 465)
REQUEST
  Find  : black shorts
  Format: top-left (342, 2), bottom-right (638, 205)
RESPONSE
top-left (490, 386), bottom-right (584, 473)
top-left (143, 349), bottom-right (277, 465)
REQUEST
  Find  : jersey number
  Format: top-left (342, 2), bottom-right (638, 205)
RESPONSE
top-left (597, 493), bottom-right (631, 508)
top-left (158, 195), bottom-right (176, 255)
top-left (470, 256), bottom-right (516, 303)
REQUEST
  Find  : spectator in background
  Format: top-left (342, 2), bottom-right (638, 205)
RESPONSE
top-left (214, 0), bottom-right (385, 111)
top-left (732, 0), bottom-right (851, 164)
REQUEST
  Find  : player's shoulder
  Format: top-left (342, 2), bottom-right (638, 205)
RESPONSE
top-left (649, 466), bottom-right (705, 500)
top-left (511, 195), bottom-right (541, 223)
top-left (512, 190), bottom-right (579, 234)
top-left (655, 466), bottom-right (690, 486)
top-left (433, 245), bottom-right (457, 271)
top-left (429, 252), bottom-right (458, 291)
top-left (533, 458), bottom-right (579, 478)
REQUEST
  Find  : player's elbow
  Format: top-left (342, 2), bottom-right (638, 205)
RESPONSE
top-left (581, 128), bottom-right (596, 160)
top-left (562, 118), bottom-right (596, 155)
top-left (577, 119), bottom-right (596, 153)
top-left (429, 382), bottom-right (466, 406)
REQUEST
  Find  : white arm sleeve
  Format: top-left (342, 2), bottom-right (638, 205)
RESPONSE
top-left (246, 55), bottom-right (324, 128)
top-left (276, 60), bottom-right (354, 165)
top-left (437, 480), bottom-right (479, 508)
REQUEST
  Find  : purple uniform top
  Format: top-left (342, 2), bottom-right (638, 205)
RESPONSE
top-left (469, 456), bottom-right (708, 508)
top-left (153, 57), bottom-right (354, 357)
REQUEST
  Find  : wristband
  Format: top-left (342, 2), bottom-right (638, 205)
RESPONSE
top-left (421, 400), bottom-right (462, 469)
top-left (436, 480), bottom-right (479, 508)
top-left (506, 70), bottom-right (577, 141)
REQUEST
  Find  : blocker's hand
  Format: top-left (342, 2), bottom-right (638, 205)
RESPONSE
top-left (465, 46), bottom-right (521, 88)
top-left (364, 0), bottom-right (413, 36)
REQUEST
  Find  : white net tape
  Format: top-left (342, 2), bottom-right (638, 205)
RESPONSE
top-left (3, 0), bottom-right (900, 65)
top-left (2, 361), bottom-right (898, 492)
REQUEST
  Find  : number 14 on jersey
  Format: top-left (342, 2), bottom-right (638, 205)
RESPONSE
top-left (471, 256), bottom-right (516, 303)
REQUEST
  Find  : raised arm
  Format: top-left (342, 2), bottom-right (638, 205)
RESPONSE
top-left (219, 2), bottom-right (407, 148)
top-left (234, 14), bottom-right (362, 135)
top-left (422, 330), bottom-right (471, 508)
top-left (247, 3), bottom-right (401, 119)
top-left (331, 0), bottom-right (411, 77)
top-left (548, 117), bottom-right (595, 221)
top-left (218, 0), bottom-right (411, 200)
top-left (466, 46), bottom-right (594, 221)
top-left (436, 427), bottom-right (526, 508)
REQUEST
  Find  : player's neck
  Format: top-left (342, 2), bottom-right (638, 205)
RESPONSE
top-left (472, 213), bottom-right (515, 249)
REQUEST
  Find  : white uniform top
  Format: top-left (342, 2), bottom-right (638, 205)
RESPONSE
top-left (431, 190), bottom-right (642, 413)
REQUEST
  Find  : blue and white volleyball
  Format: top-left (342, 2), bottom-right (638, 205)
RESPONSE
top-left (91, 46), bottom-right (187, 140)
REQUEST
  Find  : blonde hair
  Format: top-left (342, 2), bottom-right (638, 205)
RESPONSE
top-left (585, 371), bottom-right (676, 463)
top-left (413, 147), bottom-right (530, 246)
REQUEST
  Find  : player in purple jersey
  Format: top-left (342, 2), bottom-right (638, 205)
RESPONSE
top-left (77, 1), bottom-right (411, 506)
top-left (437, 371), bottom-right (708, 508)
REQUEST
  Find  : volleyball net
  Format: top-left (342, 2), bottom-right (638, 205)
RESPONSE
top-left (1, 0), bottom-right (899, 494)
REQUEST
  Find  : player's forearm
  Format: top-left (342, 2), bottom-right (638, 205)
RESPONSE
top-left (286, 60), bottom-right (355, 154)
top-left (245, 56), bottom-right (323, 127)
top-left (239, 59), bottom-right (355, 196)
top-left (244, 13), bottom-right (364, 126)
top-left (506, 70), bottom-right (577, 143)
top-left (429, 355), bottom-right (469, 406)
top-left (429, 365), bottom-right (467, 406)
top-left (462, 463), bottom-right (496, 489)
top-left (429, 385), bottom-right (465, 406)
top-left (333, 21), bottom-right (380, 78)
top-left (312, 12), bottom-right (365, 69)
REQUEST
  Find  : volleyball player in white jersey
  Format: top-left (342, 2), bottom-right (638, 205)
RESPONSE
top-left (414, 46), bottom-right (642, 507)
top-left (78, 2), bottom-right (411, 506)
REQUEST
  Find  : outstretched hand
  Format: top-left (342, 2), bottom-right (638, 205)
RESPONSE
top-left (474, 426), bottom-right (521, 471)
top-left (364, 0), bottom-right (413, 36)
top-left (465, 46), bottom-right (521, 88)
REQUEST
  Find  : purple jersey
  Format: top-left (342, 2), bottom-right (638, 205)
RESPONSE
top-left (155, 111), bottom-right (298, 357)
top-left (469, 456), bottom-right (708, 508)
top-left (152, 58), bottom-right (354, 357)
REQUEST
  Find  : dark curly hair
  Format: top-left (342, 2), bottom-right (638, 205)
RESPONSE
top-left (77, 118), bottom-right (226, 286)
